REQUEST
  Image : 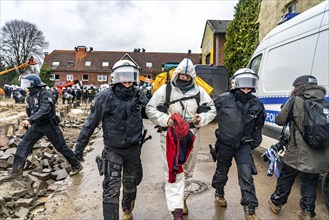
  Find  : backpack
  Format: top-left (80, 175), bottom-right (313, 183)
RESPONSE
top-left (291, 96), bottom-right (329, 150)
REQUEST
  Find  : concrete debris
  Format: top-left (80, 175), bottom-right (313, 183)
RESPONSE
top-left (14, 207), bottom-right (30, 219)
top-left (0, 136), bottom-right (9, 147)
top-left (0, 112), bottom-right (99, 219)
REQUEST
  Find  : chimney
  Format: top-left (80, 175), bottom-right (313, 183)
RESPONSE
top-left (75, 46), bottom-right (87, 52)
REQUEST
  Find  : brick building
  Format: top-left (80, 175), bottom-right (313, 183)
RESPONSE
top-left (43, 46), bottom-right (201, 87)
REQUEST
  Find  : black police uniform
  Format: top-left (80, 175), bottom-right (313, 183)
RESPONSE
top-left (76, 88), bottom-right (82, 102)
top-left (87, 87), bottom-right (96, 103)
top-left (211, 89), bottom-right (265, 208)
top-left (62, 88), bottom-right (67, 104)
top-left (12, 87), bottom-right (80, 174)
top-left (74, 85), bottom-right (148, 220)
top-left (82, 87), bottom-right (88, 104)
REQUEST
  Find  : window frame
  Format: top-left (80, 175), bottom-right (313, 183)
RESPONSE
top-left (66, 74), bottom-right (73, 81)
top-left (97, 75), bottom-right (108, 82)
top-left (82, 75), bottom-right (89, 81)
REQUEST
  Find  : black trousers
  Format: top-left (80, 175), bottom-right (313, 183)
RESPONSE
top-left (13, 122), bottom-right (80, 171)
top-left (270, 163), bottom-right (319, 216)
top-left (102, 145), bottom-right (142, 220)
top-left (212, 142), bottom-right (258, 207)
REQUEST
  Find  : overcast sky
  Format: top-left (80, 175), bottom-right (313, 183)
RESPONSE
top-left (1, 0), bottom-right (238, 54)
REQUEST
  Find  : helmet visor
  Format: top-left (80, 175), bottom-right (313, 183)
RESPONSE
top-left (21, 78), bottom-right (33, 89)
top-left (234, 75), bottom-right (258, 89)
top-left (112, 71), bottom-right (138, 84)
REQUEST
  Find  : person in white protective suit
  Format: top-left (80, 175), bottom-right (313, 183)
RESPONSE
top-left (146, 58), bottom-right (216, 219)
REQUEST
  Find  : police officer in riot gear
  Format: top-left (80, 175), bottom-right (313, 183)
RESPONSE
top-left (74, 60), bottom-right (148, 220)
top-left (12, 74), bottom-right (82, 176)
top-left (211, 68), bottom-right (265, 220)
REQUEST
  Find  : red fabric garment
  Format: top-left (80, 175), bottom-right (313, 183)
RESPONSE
top-left (166, 113), bottom-right (196, 183)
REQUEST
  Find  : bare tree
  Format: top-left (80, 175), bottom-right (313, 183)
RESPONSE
top-left (0, 19), bottom-right (49, 75)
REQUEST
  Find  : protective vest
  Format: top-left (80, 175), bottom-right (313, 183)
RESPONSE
top-left (215, 91), bottom-right (265, 149)
top-left (76, 87), bottom-right (147, 150)
top-left (26, 88), bottom-right (55, 124)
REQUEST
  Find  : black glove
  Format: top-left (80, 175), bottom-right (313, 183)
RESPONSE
top-left (197, 103), bottom-right (211, 113)
top-left (75, 150), bottom-right (84, 161)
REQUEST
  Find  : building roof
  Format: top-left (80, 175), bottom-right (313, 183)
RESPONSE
top-left (43, 47), bottom-right (201, 75)
top-left (200, 20), bottom-right (231, 48)
top-left (207, 20), bottom-right (231, 33)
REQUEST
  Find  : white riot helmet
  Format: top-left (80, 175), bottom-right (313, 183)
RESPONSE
top-left (111, 60), bottom-right (140, 84)
top-left (231, 68), bottom-right (259, 90)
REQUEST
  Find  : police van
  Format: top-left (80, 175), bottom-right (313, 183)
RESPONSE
top-left (248, 1), bottom-right (328, 136)
top-left (247, 1), bottom-right (328, 210)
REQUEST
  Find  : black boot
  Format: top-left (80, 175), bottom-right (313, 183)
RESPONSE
top-left (11, 156), bottom-right (25, 176)
top-left (103, 203), bottom-right (119, 220)
top-left (172, 208), bottom-right (183, 220)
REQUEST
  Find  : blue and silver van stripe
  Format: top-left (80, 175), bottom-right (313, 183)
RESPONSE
top-left (258, 95), bottom-right (329, 124)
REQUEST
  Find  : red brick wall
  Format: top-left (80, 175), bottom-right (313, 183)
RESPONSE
top-left (218, 33), bottom-right (226, 66)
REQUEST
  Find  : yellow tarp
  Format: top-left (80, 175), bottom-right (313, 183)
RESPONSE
top-left (152, 68), bottom-right (213, 94)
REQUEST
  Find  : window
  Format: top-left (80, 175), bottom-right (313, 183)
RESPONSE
top-left (50, 74), bottom-right (59, 81)
top-left (67, 74), bottom-right (73, 81)
top-left (248, 54), bottom-right (262, 75)
top-left (52, 61), bottom-right (60, 66)
top-left (85, 61), bottom-right (91, 66)
top-left (146, 62), bottom-right (152, 68)
top-left (68, 61), bottom-right (74, 67)
top-left (287, 2), bottom-right (297, 13)
top-left (102, 62), bottom-right (109, 67)
top-left (82, 75), bottom-right (89, 81)
top-left (97, 75), bottom-right (108, 82)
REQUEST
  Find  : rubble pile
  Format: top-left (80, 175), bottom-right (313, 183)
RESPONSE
top-left (0, 118), bottom-right (97, 220)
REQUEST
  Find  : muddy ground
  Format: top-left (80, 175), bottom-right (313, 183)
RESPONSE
top-left (1, 97), bottom-right (328, 220)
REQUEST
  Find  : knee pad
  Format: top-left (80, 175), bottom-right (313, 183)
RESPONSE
top-left (107, 161), bottom-right (122, 178)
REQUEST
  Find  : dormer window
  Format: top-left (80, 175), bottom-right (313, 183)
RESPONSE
top-left (102, 62), bottom-right (109, 67)
top-left (85, 61), bottom-right (91, 66)
top-left (146, 62), bottom-right (152, 68)
top-left (68, 61), bottom-right (74, 67)
top-left (52, 61), bottom-right (60, 66)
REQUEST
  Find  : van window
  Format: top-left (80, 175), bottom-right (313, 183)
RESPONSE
top-left (249, 54), bottom-right (262, 75)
